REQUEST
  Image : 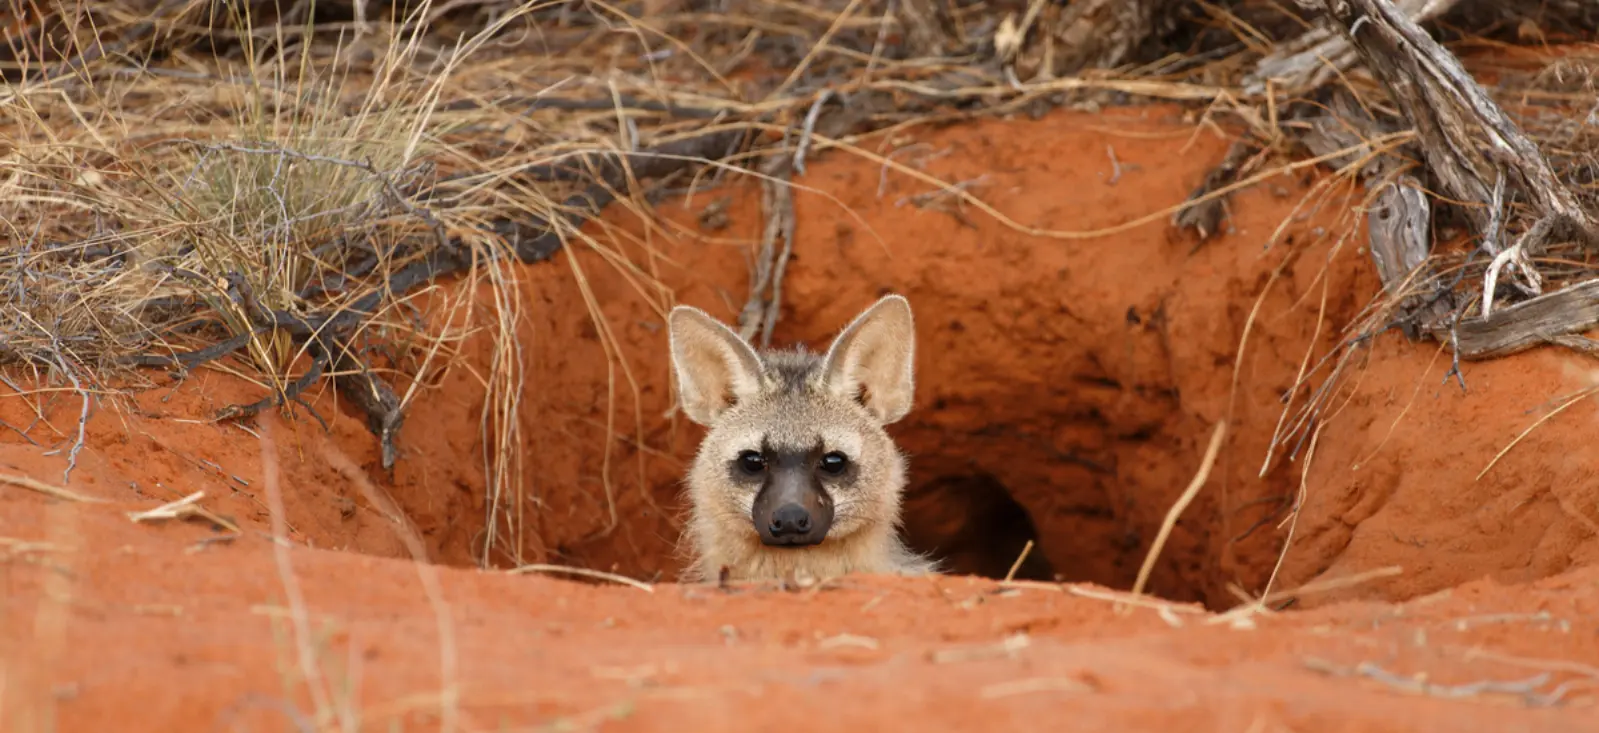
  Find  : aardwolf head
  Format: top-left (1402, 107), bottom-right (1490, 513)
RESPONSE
top-left (667, 295), bottom-right (929, 581)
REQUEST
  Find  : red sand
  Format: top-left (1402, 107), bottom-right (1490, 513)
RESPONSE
top-left (4, 107), bottom-right (1599, 730)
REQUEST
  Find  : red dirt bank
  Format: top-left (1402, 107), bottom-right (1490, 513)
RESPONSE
top-left (4, 107), bottom-right (1599, 730)
top-left (4, 493), bottom-right (1597, 731)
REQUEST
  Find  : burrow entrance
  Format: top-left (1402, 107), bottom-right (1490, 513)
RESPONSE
top-left (437, 232), bottom-right (1308, 611)
top-left (186, 109), bottom-right (1595, 613)
top-left (275, 110), bottom-right (1362, 612)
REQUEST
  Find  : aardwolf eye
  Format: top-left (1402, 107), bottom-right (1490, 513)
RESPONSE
top-left (819, 451), bottom-right (849, 475)
top-left (736, 450), bottom-right (767, 475)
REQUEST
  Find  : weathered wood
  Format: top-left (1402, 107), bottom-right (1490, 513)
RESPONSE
top-left (1300, 93), bottom-right (1432, 299)
top-left (1246, 0), bottom-right (1461, 96)
top-left (1365, 174), bottom-right (1432, 296)
top-left (1294, 88), bottom-right (1454, 336)
top-left (1251, 0), bottom-right (1599, 97)
top-left (1312, 0), bottom-right (1597, 249)
top-left (1298, 0), bottom-right (1599, 355)
top-left (1368, 173), bottom-right (1457, 338)
top-left (1296, 104), bottom-right (1386, 176)
top-left (1453, 279), bottom-right (1599, 360)
top-left (1048, 0), bottom-right (1181, 75)
top-left (1546, 333), bottom-right (1599, 359)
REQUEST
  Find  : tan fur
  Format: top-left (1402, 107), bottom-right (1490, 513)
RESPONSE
top-left (666, 295), bottom-right (938, 583)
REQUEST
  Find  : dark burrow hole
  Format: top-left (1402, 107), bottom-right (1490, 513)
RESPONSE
top-left (898, 472), bottom-right (1057, 582)
top-left (895, 455), bottom-right (1237, 611)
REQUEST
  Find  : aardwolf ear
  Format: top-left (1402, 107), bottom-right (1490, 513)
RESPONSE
top-left (819, 294), bottom-right (916, 425)
top-left (667, 305), bottom-right (765, 425)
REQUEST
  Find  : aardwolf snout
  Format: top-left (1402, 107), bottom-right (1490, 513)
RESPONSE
top-left (751, 456), bottom-right (835, 546)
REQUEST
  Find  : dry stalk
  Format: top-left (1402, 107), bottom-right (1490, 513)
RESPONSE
top-left (508, 563), bottom-right (656, 592)
top-left (126, 490), bottom-right (241, 533)
top-left (1003, 539), bottom-right (1036, 584)
top-left (1131, 420), bottom-right (1226, 599)
top-left (0, 472), bottom-right (107, 503)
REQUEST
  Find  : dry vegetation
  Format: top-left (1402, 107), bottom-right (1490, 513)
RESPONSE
top-left (3, 0), bottom-right (1599, 566)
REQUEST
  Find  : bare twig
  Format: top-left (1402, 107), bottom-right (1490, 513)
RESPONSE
top-left (45, 346), bottom-right (91, 487)
top-left (1132, 420), bottom-right (1226, 598)
top-left (794, 90), bottom-right (835, 175)
top-left (1003, 539), bottom-right (1036, 583)
top-left (508, 563), bottom-right (656, 592)
top-left (127, 490), bottom-right (242, 533)
top-left (0, 472), bottom-right (108, 503)
top-left (738, 156), bottom-right (797, 348)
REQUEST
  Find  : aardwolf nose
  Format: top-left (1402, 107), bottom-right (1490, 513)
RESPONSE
top-left (769, 504), bottom-right (813, 536)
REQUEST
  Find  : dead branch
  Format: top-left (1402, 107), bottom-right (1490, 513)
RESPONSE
top-left (1245, 0), bottom-right (1461, 96)
top-left (1312, 0), bottom-right (1597, 247)
top-left (1298, 89), bottom-right (1454, 336)
top-left (1306, 0), bottom-right (1599, 353)
top-left (214, 341), bottom-right (331, 428)
top-left (739, 156), bottom-right (796, 347)
top-left (1366, 173), bottom-right (1451, 337)
top-left (1174, 137), bottom-right (1259, 242)
top-left (1049, 0), bottom-right (1183, 76)
top-left (326, 335), bottom-right (406, 470)
top-left (1452, 279), bottom-right (1599, 360)
top-left (125, 329), bottom-right (266, 372)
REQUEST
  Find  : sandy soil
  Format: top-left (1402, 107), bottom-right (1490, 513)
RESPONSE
top-left (4, 107), bottom-right (1598, 730)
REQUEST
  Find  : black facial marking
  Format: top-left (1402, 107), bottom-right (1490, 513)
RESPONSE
top-left (729, 438), bottom-right (861, 493)
top-left (759, 444), bottom-right (827, 493)
top-left (750, 441), bottom-right (838, 547)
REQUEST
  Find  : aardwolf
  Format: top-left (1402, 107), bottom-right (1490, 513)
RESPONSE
top-left (666, 294), bottom-right (937, 583)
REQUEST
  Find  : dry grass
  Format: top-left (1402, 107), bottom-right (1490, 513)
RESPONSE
top-left (0, 0), bottom-right (1276, 572)
top-left (3, 0), bottom-right (1597, 584)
